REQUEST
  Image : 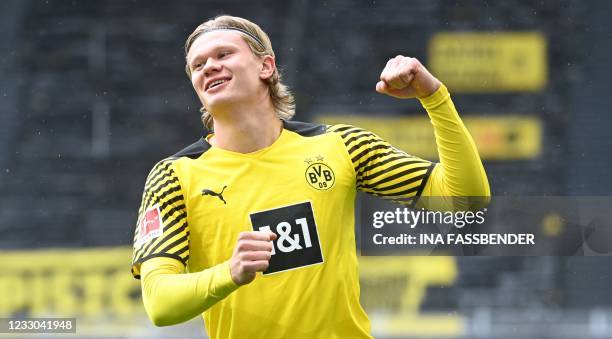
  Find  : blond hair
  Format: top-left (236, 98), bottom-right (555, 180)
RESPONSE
top-left (184, 15), bottom-right (295, 129)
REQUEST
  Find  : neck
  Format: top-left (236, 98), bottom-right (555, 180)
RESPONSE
top-left (208, 99), bottom-right (283, 153)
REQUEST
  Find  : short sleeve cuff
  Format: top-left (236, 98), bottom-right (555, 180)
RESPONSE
top-left (131, 253), bottom-right (187, 279)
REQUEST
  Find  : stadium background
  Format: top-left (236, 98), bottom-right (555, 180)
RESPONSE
top-left (1, 0), bottom-right (612, 338)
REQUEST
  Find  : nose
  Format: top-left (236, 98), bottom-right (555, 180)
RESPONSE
top-left (203, 58), bottom-right (222, 77)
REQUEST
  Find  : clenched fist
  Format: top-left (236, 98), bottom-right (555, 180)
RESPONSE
top-left (376, 56), bottom-right (441, 99)
top-left (229, 231), bottom-right (277, 285)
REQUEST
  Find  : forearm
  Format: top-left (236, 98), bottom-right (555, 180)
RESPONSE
top-left (419, 84), bottom-right (490, 209)
top-left (141, 257), bottom-right (239, 326)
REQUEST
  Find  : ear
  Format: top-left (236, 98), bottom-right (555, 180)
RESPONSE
top-left (259, 55), bottom-right (276, 80)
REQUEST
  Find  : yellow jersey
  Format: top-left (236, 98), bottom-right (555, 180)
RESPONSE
top-left (131, 120), bottom-right (434, 338)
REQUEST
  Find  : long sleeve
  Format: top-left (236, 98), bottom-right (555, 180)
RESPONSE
top-left (140, 257), bottom-right (239, 326)
top-left (328, 84), bottom-right (489, 211)
top-left (419, 84), bottom-right (490, 210)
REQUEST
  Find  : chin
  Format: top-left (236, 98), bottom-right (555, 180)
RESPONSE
top-left (206, 91), bottom-right (251, 111)
top-left (204, 95), bottom-right (235, 112)
top-left (205, 90), bottom-right (230, 102)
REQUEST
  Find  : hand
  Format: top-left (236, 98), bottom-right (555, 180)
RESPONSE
top-left (229, 231), bottom-right (277, 285)
top-left (376, 56), bottom-right (441, 99)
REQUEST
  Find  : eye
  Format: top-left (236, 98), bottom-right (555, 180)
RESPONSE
top-left (192, 61), bottom-right (204, 71)
top-left (219, 51), bottom-right (231, 59)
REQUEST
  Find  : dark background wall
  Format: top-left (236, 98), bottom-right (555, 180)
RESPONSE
top-left (1, 0), bottom-right (612, 318)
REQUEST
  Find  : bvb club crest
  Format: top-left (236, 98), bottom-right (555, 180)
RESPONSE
top-left (304, 155), bottom-right (335, 190)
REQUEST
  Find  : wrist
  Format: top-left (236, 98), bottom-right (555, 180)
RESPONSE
top-left (418, 83), bottom-right (449, 109)
top-left (417, 79), bottom-right (442, 99)
top-left (217, 261), bottom-right (241, 291)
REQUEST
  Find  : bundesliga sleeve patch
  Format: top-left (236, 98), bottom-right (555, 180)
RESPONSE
top-left (135, 204), bottom-right (164, 248)
top-left (250, 201), bottom-right (324, 274)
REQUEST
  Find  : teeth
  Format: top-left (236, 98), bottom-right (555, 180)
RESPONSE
top-left (208, 79), bottom-right (227, 90)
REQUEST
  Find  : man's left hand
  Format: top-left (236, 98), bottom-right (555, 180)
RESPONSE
top-left (376, 56), bottom-right (441, 99)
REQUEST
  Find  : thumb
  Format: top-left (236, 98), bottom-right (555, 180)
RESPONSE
top-left (376, 81), bottom-right (389, 94)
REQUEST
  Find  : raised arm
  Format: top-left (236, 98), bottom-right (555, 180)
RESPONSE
top-left (373, 55), bottom-right (489, 210)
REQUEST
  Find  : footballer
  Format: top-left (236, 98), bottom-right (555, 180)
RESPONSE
top-left (131, 15), bottom-right (489, 338)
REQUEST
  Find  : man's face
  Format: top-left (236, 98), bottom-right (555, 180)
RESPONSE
top-left (187, 30), bottom-right (265, 113)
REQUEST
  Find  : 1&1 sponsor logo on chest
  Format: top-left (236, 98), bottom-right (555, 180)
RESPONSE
top-left (249, 201), bottom-right (324, 274)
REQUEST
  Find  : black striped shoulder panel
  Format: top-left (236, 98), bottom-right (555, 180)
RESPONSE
top-left (327, 124), bottom-right (435, 206)
top-left (131, 157), bottom-right (191, 279)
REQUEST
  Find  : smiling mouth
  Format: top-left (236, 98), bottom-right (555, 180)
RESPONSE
top-left (206, 79), bottom-right (230, 91)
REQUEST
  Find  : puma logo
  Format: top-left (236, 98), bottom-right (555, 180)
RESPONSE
top-left (201, 185), bottom-right (227, 204)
